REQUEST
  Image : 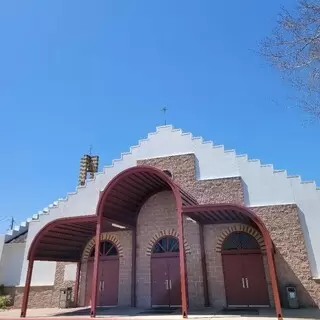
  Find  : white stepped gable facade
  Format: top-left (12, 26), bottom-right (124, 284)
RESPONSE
top-left (0, 124), bottom-right (319, 290)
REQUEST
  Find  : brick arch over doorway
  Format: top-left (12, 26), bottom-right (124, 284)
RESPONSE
top-left (146, 229), bottom-right (192, 256)
top-left (216, 224), bottom-right (266, 253)
top-left (82, 232), bottom-right (124, 261)
top-left (220, 229), bottom-right (270, 307)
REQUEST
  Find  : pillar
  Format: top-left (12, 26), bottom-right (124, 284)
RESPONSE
top-left (20, 259), bottom-right (34, 318)
top-left (74, 261), bottom-right (81, 307)
top-left (131, 228), bottom-right (136, 307)
top-left (90, 215), bottom-right (102, 317)
top-left (199, 224), bottom-right (209, 307)
top-left (177, 210), bottom-right (188, 318)
top-left (264, 233), bottom-right (283, 320)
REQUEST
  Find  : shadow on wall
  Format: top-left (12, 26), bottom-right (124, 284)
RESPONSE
top-left (241, 180), bottom-right (250, 206)
top-left (274, 249), bottom-right (318, 309)
top-left (194, 156), bottom-right (200, 181)
top-left (297, 208), bottom-right (319, 277)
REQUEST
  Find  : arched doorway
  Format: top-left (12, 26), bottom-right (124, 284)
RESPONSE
top-left (222, 231), bottom-right (270, 307)
top-left (85, 240), bottom-right (119, 307)
top-left (151, 236), bottom-right (181, 307)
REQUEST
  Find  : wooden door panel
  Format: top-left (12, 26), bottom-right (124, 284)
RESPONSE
top-left (151, 257), bottom-right (170, 306)
top-left (99, 259), bottom-right (119, 306)
top-left (222, 255), bottom-right (247, 306)
top-left (243, 254), bottom-right (269, 306)
top-left (167, 256), bottom-right (181, 306)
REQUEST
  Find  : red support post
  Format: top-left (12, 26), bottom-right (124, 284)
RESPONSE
top-left (177, 210), bottom-right (188, 318)
top-left (90, 215), bottom-right (102, 318)
top-left (199, 224), bottom-right (209, 307)
top-left (20, 259), bottom-right (34, 318)
top-left (74, 262), bottom-right (81, 307)
top-left (264, 236), bottom-right (283, 320)
top-left (131, 228), bottom-right (136, 307)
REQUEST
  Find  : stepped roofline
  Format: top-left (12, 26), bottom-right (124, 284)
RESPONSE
top-left (4, 124), bottom-right (318, 243)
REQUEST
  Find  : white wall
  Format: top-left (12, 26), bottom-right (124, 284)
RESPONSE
top-left (0, 235), bottom-right (5, 268)
top-left (16, 125), bottom-right (320, 284)
top-left (0, 243), bottom-right (25, 286)
top-left (64, 263), bottom-right (77, 281)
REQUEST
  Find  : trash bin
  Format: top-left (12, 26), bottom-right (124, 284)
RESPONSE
top-left (59, 287), bottom-right (72, 308)
top-left (286, 285), bottom-right (299, 308)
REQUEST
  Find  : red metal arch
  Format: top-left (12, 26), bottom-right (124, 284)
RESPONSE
top-left (27, 215), bottom-right (97, 261)
top-left (182, 203), bottom-right (282, 320)
top-left (96, 165), bottom-right (198, 222)
top-left (91, 165), bottom-right (193, 318)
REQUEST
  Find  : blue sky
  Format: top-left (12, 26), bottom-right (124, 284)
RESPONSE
top-left (1, 1), bottom-right (319, 232)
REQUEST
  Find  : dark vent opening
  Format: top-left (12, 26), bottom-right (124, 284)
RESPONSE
top-left (163, 170), bottom-right (173, 178)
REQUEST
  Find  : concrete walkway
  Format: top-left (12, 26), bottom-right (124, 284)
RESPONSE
top-left (0, 307), bottom-right (320, 320)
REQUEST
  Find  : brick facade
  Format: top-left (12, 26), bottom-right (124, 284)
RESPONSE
top-left (136, 154), bottom-right (245, 309)
top-left (10, 153), bottom-right (320, 310)
top-left (254, 205), bottom-right (320, 308)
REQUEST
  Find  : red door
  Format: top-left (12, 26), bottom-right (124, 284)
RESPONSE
top-left (151, 256), bottom-right (181, 307)
top-left (167, 256), bottom-right (181, 306)
top-left (242, 254), bottom-right (269, 306)
top-left (85, 240), bottom-right (120, 307)
top-left (222, 254), bottom-right (248, 306)
top-left (99, 259), bottom-right (119, 306)
top-left (222, 254), bottom-right (270, 307)
top-left (151, 257), bottom-right (170, 306)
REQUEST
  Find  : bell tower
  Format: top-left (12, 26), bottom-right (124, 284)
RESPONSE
top-left (78, 153), bottom-right (99, 186)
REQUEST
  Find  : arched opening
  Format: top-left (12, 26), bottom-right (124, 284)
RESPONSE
top-left (222, 231), bottom-right (269, 307)
top-left (85, 240), bottom-right (119, 307)
top-left (90, 166), bottom-right (198, 317)
top-left (151, 236), bottom-right (181, 307)
top-left (182, 203), bottom-right (282, 319)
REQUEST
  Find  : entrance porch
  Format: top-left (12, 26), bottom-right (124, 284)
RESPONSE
top-left (19, 166), bottom-right (283, 320)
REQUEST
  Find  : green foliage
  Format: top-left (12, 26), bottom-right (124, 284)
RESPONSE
top-left (0, 295), bottom-right (11, 309)
top-left (0, 284), bottom-right (12, 309)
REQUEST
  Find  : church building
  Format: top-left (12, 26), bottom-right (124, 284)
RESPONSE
top-left (0, 125), bottom-right (320, 319)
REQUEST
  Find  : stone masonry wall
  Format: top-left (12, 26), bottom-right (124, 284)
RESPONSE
top-left (7, 286), bottom-right (53, 309)
top-left (254, 205), bottom-right (320, 308)
top-left (183, 215), bottom-right (204, 308)
top-left (136, 190), bottom-right (205, 308)
top-left (137, 154), bottom-right (244, 308)
top-left (136, 191), bottom-right (178, 308)
top-left (138, 154), bottom-right (244, 205)
top-left (11, 262), bottom-right (75, 309)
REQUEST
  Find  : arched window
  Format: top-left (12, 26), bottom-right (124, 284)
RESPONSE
top-left (90, 240), bottom-right (118, 257)
top-left (222, 232), bottom-right (260, 251)
top-left (152, 236), bottom-right (179, 254)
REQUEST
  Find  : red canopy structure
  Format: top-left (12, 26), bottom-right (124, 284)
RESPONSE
top-left (21, 165), bottom-right (283, 320)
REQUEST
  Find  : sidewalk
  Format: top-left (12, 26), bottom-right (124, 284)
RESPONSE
top-left (0, 307), bottom-right (319, 320)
